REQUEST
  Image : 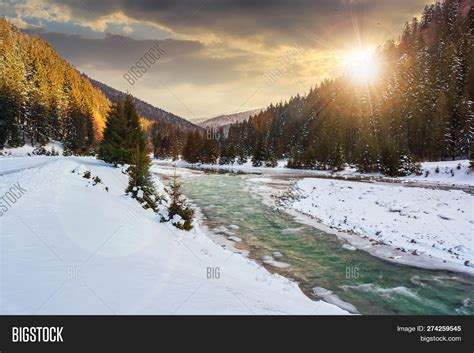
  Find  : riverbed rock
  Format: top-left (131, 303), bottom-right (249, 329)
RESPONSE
top-left (465, 260), bottom-right (474, 268)
top-left (312, 287), bottom-right (360, 314)
top-left (228, 236), bottom-right (242, 242)
top-left (215, 227), bottom-right (236, 237)
top-left (261, 255), bottom-right (290, 269)
top-left (437, 213), bottom-right (453, 220)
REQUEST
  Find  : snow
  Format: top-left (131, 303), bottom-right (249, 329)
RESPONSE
top-left (289, 178), bottom-right (473, 271)
top-left (261, 254), bottom-right (290, 269)
top-left (262, 258), bottom-right (291, 269)
top-left (157, 159), bottom-right (474, 188)
top-left (228, 236), bottom-right (242, 243)
top-left (342, 244), bottom-right (357, 251)
top-left (401, 160), bottom-right (473, 186)
top-left (0, 156), bottom-right (347, 315)
top-left (312, 287), bottom-right (359, 314)
top-left (1, 141), bottom-right (64, 157)
top-left (247, 177), bottom-right (273, 183)
top-left (0, 156), bottom-right (56, 175)
top-left (171, 214), bottom-right (184, 225)
top-left (198, 108), bottom-right (263, 137)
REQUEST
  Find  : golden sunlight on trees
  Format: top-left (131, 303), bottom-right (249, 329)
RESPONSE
top-left (0, 18), bottom-right (109, 152)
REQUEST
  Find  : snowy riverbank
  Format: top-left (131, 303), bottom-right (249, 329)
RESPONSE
top-left (154, 158), bottom-right (473, 274)
top-left (245, 176), bottom-right (474, 275)
top-left (157, 159), bottom-right (474, 188)
top-left (0, 156), bottom-right (348, 315)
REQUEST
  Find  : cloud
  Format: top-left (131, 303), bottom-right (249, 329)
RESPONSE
top-left (31, 31), bottom-right (247, 86)
top-left (35, 32), bottom-right (201, 66)
top-left (3, 0), bottom-right (430, 119)
top-left (40, 0), bottom-right (427, 46)
top-left (5, 15), bottom-right (43, 29)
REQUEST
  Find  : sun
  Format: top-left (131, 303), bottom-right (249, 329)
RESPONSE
top-left (343, 47), bottom-right (379, 84)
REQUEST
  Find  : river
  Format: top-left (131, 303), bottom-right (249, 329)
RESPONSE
top-left (156, 165), bottom-right (474, 315)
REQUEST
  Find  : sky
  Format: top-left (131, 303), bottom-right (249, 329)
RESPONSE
top-left (0, 0), bottom-right (430, 121)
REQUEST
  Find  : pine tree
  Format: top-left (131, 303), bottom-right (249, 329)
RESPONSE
top-left (97, 95), bottom-right (156, 207)
top-left (0, 88), bottom-right (23, 147)
top-left (328, 144), bottom-right (345, 171)
top-left (165, 169), bottom-right (194, 231)
top-left (126, 143), bottom-right (157, 211)
top-left (219, 145), bottom-right (230, 165)
top-left (182, 130), bottom-right (201, 163)
top-left (63, 107), bottom-right (94, 155)
top-left (227, 144), bottom-right (236, 164)
top-left (287, 147), bottom-right (302, 169)
top-left (469, 140), bottom-right (474, 170)
top-left (216, 0), bottom-right (472, 170)
top-left (252, 134), bottom-right (265, 167)
top-left (302, 146), bottom-right (317, 169)
top-left (379, 140), bottom-right (400, 176)
top-left (120, 96), bottom-right (156, 208)
top-left (98, 101), bottom-right (131, 164)
top-left (237, 152), bottom-right (247, 165)
top-left (264, 147), bottom-right (278, 167)
top-left (200, 137), bottom-right (219, 164)
top-left (0, 18), bottom-right (109, 150)
top-left (355, 142), bottom-right (378, 173)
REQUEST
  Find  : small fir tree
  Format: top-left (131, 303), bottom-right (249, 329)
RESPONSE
top-left (164, 169), bottom-right (194, 231)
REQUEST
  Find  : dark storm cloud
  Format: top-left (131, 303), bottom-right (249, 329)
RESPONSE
top-left (45, 0), bottom-right (428, 46)
top-left (30, 31), bottom-right (243, 85)
top-left (37, 32), bottom-right (203, 67)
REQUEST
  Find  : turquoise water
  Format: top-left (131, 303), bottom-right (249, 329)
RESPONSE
top-left (180, 171), bottom-right (474, 315)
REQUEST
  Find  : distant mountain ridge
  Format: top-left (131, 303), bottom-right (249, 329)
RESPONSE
top-left (199, 109), bottom-right (262, 136)
top-left (89, 78), bottom-right (200, 132)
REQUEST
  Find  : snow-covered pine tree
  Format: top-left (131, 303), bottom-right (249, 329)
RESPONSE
top-left (165, 168), bottom-right (194, 231)
top-left (264, 147), bottom-right (278, 167)
top-left (328, 144), bottom-right (345, 171)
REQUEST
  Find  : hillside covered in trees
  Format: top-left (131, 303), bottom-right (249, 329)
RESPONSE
top-left (0, 18), bottom-right (110, 154)
top-left (90, 78), bottom-right (199, 132)
top-left (0, 18), bottom-right (201, 156)
top-left (161, 0), bottom-right (473, 176)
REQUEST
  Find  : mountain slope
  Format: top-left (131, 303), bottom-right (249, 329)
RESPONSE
top-left (0, 18), bottom-right (110, 150)
top-left (0, 17), bottom-right (199, 155)
top-left (199, 109), bottom-right (262, 129)
top-left (223, 0), bottom-right (473, 171)
top-left (90, 78), bottom-right (200, 132)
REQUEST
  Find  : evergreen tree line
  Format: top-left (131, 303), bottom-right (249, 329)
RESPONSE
top-left (151, 123), bottom-right (221, 164)
top-left (99, 95), bottom-right (194, 230)
top-left (0, 18), bottom-right (109, 154)
top-left (153, 0), bottom-right (473, 177)
top-left (98, 95), bottom-right (157, 210)
top-left (150, 122), bottom-right (187, 160)
top-left (0, 19), bottom-right (194, 230)
top-left (225, 0), bottom-right (473, 176)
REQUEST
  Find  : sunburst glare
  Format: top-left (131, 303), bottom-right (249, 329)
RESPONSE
top-left (343, 47), bottom-right (379, 84)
